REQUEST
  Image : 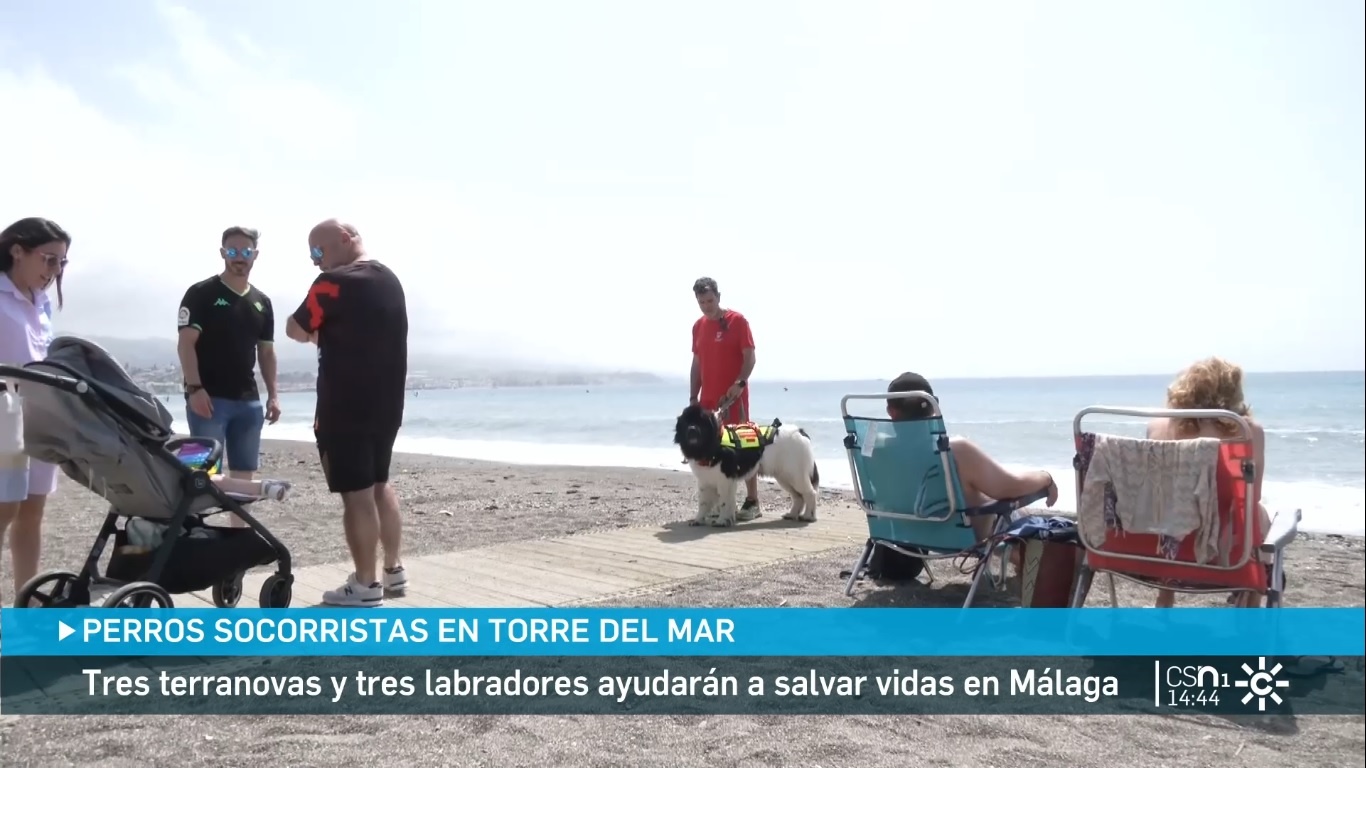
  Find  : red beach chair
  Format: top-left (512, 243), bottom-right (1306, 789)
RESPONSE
top-left (1068, 406), bottom-right (1301, 608)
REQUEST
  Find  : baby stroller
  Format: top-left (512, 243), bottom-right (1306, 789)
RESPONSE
top-left (0, 336), bottom-right (294, 609)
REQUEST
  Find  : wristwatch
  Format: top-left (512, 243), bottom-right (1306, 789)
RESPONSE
top-left (185, 384), bottom-right (204, 395)
top-left (735, 379), bottom-right (746, 388)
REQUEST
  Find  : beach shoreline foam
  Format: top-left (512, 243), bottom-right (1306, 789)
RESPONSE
top-left (240, 423), bottom-right (1366, 537)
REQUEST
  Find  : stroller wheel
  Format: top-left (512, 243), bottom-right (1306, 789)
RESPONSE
top-left (212, 573), bottom-right (246, 608)
top-left (17, 570), bottom-right (82, 608)
top-left (103, 582), bottom-right (175, 609)
top-left (259, 574), bottom-right (293, 609)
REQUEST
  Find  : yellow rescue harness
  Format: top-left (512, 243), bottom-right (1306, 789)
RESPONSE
top-left (720, 422), bottom-right (775, 451)
top-left (692, 421), bottom-right (780, 471)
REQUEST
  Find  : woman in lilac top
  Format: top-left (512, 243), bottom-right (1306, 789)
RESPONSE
top-left (0, 217), bottom-right (70, 602)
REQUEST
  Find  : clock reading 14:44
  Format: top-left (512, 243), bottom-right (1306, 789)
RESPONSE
top-left (1166, 688), bottom-right (1221, 707)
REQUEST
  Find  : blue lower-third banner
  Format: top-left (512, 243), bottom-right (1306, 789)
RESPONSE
top-left (1, 653), bottom-right (1361, 716)
top-left (1, 607), bottom-right (1362, 657)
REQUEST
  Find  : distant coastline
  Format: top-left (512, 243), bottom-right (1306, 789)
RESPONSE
top-left (73, 333), bottom-right (664, 393)
top-left (129, 364), bottom-right (663, 395)
top-left (61, 333), bottom-right (1365, 392)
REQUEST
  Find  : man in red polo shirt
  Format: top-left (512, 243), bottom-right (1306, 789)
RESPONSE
top-left (689, 276), bottom-right (761, 521)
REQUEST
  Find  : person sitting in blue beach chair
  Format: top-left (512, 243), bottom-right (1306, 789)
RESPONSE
top-left (840, 372), bottom-right (1059, 605)
top-left (885, 373), bottom-right (1059, 540)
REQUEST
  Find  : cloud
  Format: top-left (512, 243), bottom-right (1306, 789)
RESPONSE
top-left (0, 3), bottom-right (525, 366)
top-left (0, 5), bottom-right (770, 373)
top-left (3, 1), bottom-right (1360, 380)
top-left (111, 2), bottom-right (360, 164)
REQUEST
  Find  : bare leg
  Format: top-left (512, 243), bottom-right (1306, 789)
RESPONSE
top-left (9, 495), bottom-right (46, 597)
top-left (375, 483), bottom-right (402, 571)
top-left (0, 500), bottom-right (21, 599)
top-left (213, 475), bottom-right (290, 499)
top-left (961, 484), bottom-right (994, 541)
top-left (340, 489), bottom-right (381, 585)
top-left (1155, 589), bottom-right (1175, 607)
top-left (214, 475), bottom-right (259, 495)
top-left (745, 474), bottom-right (759, 504)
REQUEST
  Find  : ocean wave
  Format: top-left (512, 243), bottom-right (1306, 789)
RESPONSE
top-left (1266, 428), bottom-right (1366, 438)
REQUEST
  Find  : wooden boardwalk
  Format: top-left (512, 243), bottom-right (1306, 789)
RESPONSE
top-left (168, 504), bottom-right (870, 609)
top-left (0, 508), bottom-right (872, 713)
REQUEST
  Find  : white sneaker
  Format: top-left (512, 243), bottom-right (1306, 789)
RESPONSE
top-left (383, 565), bottom-right (408, 597)
top-left (321, 574), bottom-right (383, 607)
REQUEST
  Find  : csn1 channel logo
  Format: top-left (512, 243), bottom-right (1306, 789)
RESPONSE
top-left (1156, 657), bottom-right (1292, 711)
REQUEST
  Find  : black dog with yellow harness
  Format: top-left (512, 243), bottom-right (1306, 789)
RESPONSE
top-left (686, 418), bottom-right (780, 476)
top-left (674, 403), bottom-right (821, 526)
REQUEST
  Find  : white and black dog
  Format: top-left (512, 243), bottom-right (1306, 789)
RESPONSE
top-left (673, 404), bottom-right (820, 527)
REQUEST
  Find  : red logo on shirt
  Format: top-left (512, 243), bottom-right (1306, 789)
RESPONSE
top-left (305, 280), bottom-right (341, 330)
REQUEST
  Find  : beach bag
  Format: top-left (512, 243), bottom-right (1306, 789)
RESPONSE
top-left (0, 386), bottom-right (28, 470)
top-left (1014, 537), bottom-right (1082, 608)
top-left (865, 543), bottom-right (925, 581)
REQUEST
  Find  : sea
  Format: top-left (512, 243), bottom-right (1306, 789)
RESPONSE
top-left (161, 371), bottom-right (1365, 536)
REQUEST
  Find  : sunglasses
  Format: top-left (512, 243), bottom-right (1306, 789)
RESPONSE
top-left (310, 246), bottom-right (324, 260)
top-left (38, 252), bottom-right (68, 271)
top-left (223, 247), bottom-right (257, 260)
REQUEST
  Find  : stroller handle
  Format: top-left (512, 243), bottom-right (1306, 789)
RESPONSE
top-left (0, 364), bottom-right (88, 394)
top-left (164, 436), bottom-right (227, 475)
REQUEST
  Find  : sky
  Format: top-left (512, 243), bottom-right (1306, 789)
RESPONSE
top-left (1, 0), bottom-right (1362, 381)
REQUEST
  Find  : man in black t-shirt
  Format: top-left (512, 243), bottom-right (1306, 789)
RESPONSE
top-left (286, 219), bottom-right (408, 608)
top-left (176, 226), bottom-right (281, 527)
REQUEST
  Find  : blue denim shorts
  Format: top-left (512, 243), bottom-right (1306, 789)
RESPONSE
top-left (185, 397), bottom-right (265, 473)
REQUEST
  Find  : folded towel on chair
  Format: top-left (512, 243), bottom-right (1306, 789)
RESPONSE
top-left (1078, 435), bottom-right (1223, 563)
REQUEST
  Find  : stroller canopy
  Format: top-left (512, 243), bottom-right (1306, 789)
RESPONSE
top-left (41, 336), bottom-right (175, 433)
top-left (19, 336), bottom-right (209, 520)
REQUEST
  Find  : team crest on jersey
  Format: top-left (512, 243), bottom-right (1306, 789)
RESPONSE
top-left (177, 306), bottom-right (190, 327)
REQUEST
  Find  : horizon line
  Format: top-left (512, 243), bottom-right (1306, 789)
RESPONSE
top-left (78, 335), bottom-right (1363, 382)
top-left (265, 368), bottom-right (1364, 389)
top-left (652, 369), bottom-right (1366, 383)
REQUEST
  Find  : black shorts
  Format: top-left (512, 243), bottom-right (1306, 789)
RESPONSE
top-left (316, 427), bottom-right (399, 494)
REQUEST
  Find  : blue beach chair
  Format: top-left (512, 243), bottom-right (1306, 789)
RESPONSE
top-left (840, 391), bottom-right (1051, 607)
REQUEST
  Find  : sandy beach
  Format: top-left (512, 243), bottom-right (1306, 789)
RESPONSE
top-left (1, 440), bottom-right (1362, 767)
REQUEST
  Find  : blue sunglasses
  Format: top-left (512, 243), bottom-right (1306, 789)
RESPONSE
top-left (224, 247), bottom-right (257, 260)
top-left (310, 246), bottom-right (324, 260)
